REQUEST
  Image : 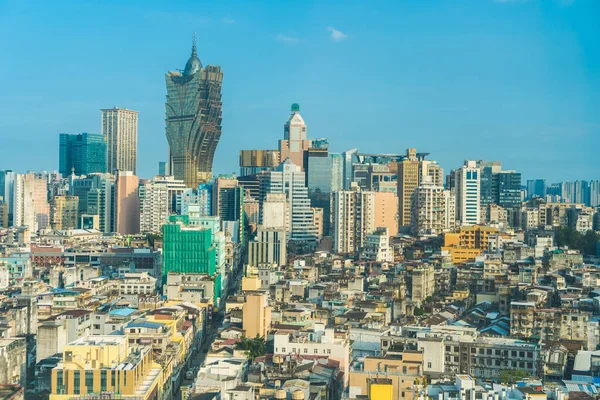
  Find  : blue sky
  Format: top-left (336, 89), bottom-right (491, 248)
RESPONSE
top-left (0, 0), bottom-right (598, 182)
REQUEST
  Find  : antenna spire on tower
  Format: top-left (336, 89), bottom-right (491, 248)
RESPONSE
top-left (192, 31), bottom-right (197, 56)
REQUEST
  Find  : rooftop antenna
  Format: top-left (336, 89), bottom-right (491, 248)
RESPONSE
top-left (192, 31), bottom-right (197, 56)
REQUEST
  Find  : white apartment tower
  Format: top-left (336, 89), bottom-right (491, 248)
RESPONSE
top-left (411, 177), bottom-right (447, 235)
top-left (454, 160), bottom-right (481, 226)
top-left (259, 159), bottom-right (316, 247)
top-left (102, 107), bottom-right (139, 175)
top-left (13, 173), bottom-right (50, 231)
top-left (331, 189), bottom-right (375, 254)
top-left (140, 176), bottom-right (187, 233)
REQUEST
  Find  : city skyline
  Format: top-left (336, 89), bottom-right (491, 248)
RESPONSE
top-left (0, 0), bottom-right (598, 182)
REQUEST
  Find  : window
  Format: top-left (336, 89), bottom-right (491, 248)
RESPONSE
top-left (428, 362), bottom-right (432, 369)
top-left (111, 371), bottom-right (116, 388)
top-left (93, 324), bottom-right (101, 330)
top-left (74, 371), bottom-right (81, 394)
top-left (304, 348), bottom-right (307, 354)
top-left (85, 371), bottom-right (94, 391)
top-left (314, 349), bottom-right (318, 354)
top-left (446, 346), bottom-right (451, 352)
top-left (282, 347), bottom-right (286, 353)
top-left (327, 349), bottom-right (331, 354)
top-left (101, 370), bottom-right (107, 391)
top-left (56, 371), bottom-right (64, 393)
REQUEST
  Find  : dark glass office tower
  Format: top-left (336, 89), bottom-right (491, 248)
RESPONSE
top-left (497, 171), bottom-right (522, 209)
top-left (59, 133), bottom-right (106, 176)
top-left (165, 35), bottom-right (224, 187)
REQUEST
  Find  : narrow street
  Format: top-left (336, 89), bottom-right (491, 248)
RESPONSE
top-left (177, 266), bottom-right (243, 399)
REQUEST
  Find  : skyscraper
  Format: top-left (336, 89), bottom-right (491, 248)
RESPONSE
top-left (590, 181), bottom-right (600, 207)
top-left (0, 170), bottom-right (15, 226)
top-left (341, 148), bottom-right (359, 190)
top-left (102, 107), bottom-right (138, 175)
top-left (278, 104), bottom-right (312, 170)
top-left (239, 150), bottom-right (280, 176)
top-left (454, 160), bottom-right (481, 226)
top-left (527, 179), bottom-right (547, 200)
top-left (165, 35), bottom-right (224, 187)
top-left (397, 148), bottom-right (420, 228)
top-left (477, 161), bottom-right (502, 207)
top-left (259, 159), bottom-right (316, 250)
top-left (305, 140), bottom-right (333, 236)
top-left (59, 133), bottom-right (106, 176)
top-left (497, 171), bottom-right (522, 210)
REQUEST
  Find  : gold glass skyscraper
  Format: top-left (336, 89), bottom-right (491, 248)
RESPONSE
top-left (165, 36), bottom-right (224, 187)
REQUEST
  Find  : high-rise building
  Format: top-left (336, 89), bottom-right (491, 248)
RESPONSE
top-left (331, 189), bottom-right (398, 254)
top-left (331, 153), bottom-right (344, 192)
top-left (243, 292), bottom-right (272, 339)
top-left (247, 226), bottom-right (287, 267)
top-left (590, 180), bottom-right (600, 207)
top-left (13, 173), bottom-right (49, 231)
top-left (397, 148), bottom-right (420, 228)
top-left (352, 152), bottom-right (405, 192)
top-left (0, 170), bottom-right (15, 226)
top-left (342, 148), bottom-right (359, 190)
top-left (259, 160), bottom-right (316, 250)
top-left (113, 170), bottom-right (139, 234)
top-left (101, 107), bottom-right (138, 175)
top-left (278, 104), bottom-right (312, 171)
top-left (560, 181), bottom-right (575, 203)
top-left (305, 141), bottom-right (333, 236)
top-left (59, 133), bottom-right (106, 176)
top-left (497, 171), bottom-right (522, 209)
top-left (260, 193), bottom-right (289, 231)
top-left (181, 184), bottom-right (212, 220)
top-left (444, 190), bottom-right (456, 230)
top-left (84, 175), bottom-right (114, 232)
top-left (212, 175), bottom-right (239, 218)
top-left (411, 177), bottom-right (447, 235)
top-left (165, 36), bottom-right (223, 187)
top-left (158, 161), bottom-right (167, 176)
top-left (50, 195), bottom-right (79, 230)
top-left (454, 160), bottom-right (481, 226)
top-left (239, 150), bottom-right (280, 176)
top-left (0, 202), bottom-right (8, 228)
top-left (477, 161), bottom-right (502, 207)
top-left (140, 176), bottom-right (186, 233)
top-left (527, 179), bottom-right (547, 200)
top-left (574, 180), bottom-right (590, 205)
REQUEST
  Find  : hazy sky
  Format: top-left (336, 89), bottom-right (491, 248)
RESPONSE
top-left (0, 0), bottom-right (598, 182)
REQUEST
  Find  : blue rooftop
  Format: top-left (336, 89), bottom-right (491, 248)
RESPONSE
top-left (127, 319), bottom-right (164, 330)
top-left (109, 308), bottom-right (137, 317)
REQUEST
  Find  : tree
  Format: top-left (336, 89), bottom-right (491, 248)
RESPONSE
top-left (235, 335), bottom-right (266, 361)
top-left (500, 369), bottom-right (529, 384)
top-left (555, 226), bottom-right (599, 256)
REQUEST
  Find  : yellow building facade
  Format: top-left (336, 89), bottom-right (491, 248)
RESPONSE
top-left (50, 336), bottom-right (163, 400)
